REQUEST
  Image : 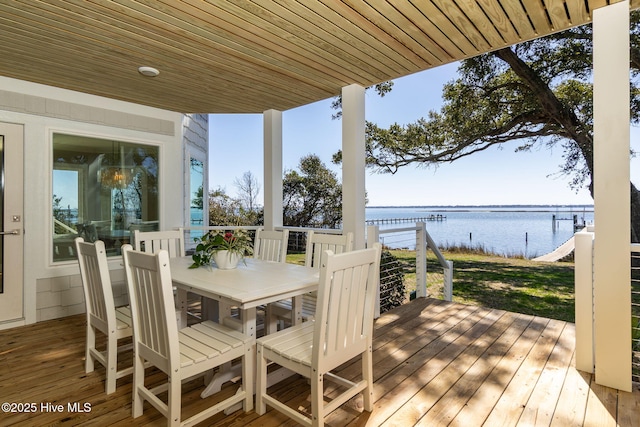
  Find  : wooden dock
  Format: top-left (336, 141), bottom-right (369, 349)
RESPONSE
top-left (367, 215), bottom-right (446, 225)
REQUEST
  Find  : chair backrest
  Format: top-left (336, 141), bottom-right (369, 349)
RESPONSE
top-left (133, 229), bottom-right (185, 258)
top-left (122, 245), bottom-right (179, 374)
top-left (75, 237), bottom-right (115, 332)
top-left (305, 231), bottom-right (354, 269)
top-left (253, 229), bottom-right (289, 262)
top-left (77, 224), bottom-right (98, 243)
top-left (313, 243), bottom-right (381, 373)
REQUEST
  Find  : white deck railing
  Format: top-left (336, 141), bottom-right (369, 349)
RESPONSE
top-left (574, 229), bottom-right (595, 374)
top-left (576, 227), bottom-right (640, 384)
top-left (180, 223), bottom-right (453, 319)
top-left (366, 222), bottom-right (453, 311)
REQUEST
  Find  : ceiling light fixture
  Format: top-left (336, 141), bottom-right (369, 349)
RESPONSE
top-left (138, 66), bottom-right (159, 77)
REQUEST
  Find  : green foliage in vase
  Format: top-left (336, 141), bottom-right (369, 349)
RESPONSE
top-left (190, 229), bottom-right (254, 268)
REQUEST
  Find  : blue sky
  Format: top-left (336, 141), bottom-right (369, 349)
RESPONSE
top-left (210, 62), bottom-right (639, 207)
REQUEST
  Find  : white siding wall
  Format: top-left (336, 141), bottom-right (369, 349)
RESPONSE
top-left (0, 76), bottom-right (192, 324)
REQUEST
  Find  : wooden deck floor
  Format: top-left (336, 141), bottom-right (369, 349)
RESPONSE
top-left (1, 297), bottom-right (638, 426)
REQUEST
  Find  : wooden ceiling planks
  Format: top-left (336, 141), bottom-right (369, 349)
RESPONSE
top-left (362, 1), bottom-right (454, 64)
top-left (565, 0), bottom-right (591, 25)
top-left (344, 1), bottom-right (440, 67)
top-left (454, 0), bottom-right (512, 48)
top-left (1, 2), bottom-right (312, 112)
top-left (317, 0), bottom-right (428, 69)
top-left (475, 0), bottom-right (522, 45)
top-left (387, 0), bottom-right (467, 60)
top-left (262, 0), bottom-right (406, 78)
top-left (410, 1), bottom-right (480, 57)
top-left (544, 0), bottom-right (573, 30)
top-left (0, 0), bottom-right (630, 113)
top-left (430, 0), bottom-right (493, 53)
top-left (299, 0), bottom-right (416, 74)
top-left (114, 0), bottom-right (344, 95)
top-left (499, 0), bottom-right (536, 41)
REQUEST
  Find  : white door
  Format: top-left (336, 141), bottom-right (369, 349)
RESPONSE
top-left (0, 123), bottom-right (24, 323)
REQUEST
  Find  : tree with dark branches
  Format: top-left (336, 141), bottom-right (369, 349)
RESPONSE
top-left (334, 11), bottom-right (640, 240)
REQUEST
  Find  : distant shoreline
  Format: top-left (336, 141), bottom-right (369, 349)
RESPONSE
top-left (366, 204), bottom-right (594, 213)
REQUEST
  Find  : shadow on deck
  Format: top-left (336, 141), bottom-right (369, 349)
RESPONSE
top-left (0, 297), bottom-right (638, 426)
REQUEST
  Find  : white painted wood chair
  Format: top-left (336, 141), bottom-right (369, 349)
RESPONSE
top-left (252, 229), bottom-right (290, 334)
top-left (253, 228), bottom-right (289, 262)
top-left (133, 228), bottom-right (202, 324)
top-left (75, 237), bottom-right (133, 395)
top-left (266, 231), bottom-right (354, 330)
top-left (256, 243), bottom-right (382, 426)
top-left (222, 228), bottom-right (290, 331)
top-left (121, 245), bottom-right (253, 427)
top-left (133, 229), bottom-right (185, 257)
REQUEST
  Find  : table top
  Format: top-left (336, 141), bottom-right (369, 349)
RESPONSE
top-left (169, 256), bottom-right (319, 309)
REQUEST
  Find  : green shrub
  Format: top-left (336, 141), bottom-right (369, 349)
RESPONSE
top-left (379, 250), bottom-right (406, 313)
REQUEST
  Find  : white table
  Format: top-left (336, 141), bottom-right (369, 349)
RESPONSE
top-left (169, 256), bottom-right (318, 398)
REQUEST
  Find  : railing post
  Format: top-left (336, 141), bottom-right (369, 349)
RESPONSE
top-left (443, 260), bottom-right (453, 302)
top-left (416, 222), bottom-right (427, 298)
top-left (367, 225), bottom-right (382, 318)
top-left (575, 229), bottom-right (595, 373)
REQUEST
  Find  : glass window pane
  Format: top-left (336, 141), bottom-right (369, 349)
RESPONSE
top-left (52, 134), bottom-right (159, 261)
top-left (190, 157), bottom-right (204, 227)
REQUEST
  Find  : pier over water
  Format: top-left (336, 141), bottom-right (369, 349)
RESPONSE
top-left (366, 215), bottom-right (446, 225)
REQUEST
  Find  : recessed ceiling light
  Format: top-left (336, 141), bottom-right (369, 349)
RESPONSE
top-left (138, 66), bottom-right (159, 77)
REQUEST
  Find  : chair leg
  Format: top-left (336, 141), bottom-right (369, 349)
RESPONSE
top-left (85, 325), bottom-right (96, 373)
top-left (362, 346), bottom-right (374, 411)
top-left (243, 345), bottom-right (254, 412)
top-left (168, 373), bottom-right (181, 427)
top-left (105, 331), bottom-right (118, 394)
top-left (256, 346), bottom-right (267, 414)
top-left (311, 371), bottom-right (323, 427)
top-left (132, 353), bottom-right (145, 418)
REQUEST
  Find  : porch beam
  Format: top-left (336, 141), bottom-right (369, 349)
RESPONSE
top-left (263, 109), bottom-right (283, 230)
top-left (341, 84), bottom-right (366, 249)
top-left (593, 1), bottom-right (631, 392)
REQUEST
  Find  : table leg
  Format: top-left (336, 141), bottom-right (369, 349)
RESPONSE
top-left (201, 298), bottom-right (219, 322)
top-left (175, 288), bottom-right (188, 329)
top-left (200, 307), bottom-right (257, 399)
top-left (292, 295), bottom-right (303, 325)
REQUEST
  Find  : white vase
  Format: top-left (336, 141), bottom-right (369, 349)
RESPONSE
top-left (212, 250), bottom-right (241, 269)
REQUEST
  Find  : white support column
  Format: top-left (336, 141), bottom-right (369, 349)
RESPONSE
top-left (574, 230), bottom-right (595, 373)
top-left (593, 1), bottom-right (631, 392)
top-left (342, 84), bottom-right (366, 249)
top-left (263, 109), bottom-right (283, 231)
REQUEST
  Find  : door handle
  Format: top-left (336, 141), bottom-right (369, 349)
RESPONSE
top-left (0, 229), bottom-right (20, 235)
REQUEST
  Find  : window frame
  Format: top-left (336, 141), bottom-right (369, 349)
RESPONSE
top-left (50, 131), bottom-right (162, 265)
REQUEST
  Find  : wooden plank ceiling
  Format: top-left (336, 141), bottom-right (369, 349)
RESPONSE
top-left (0, 0), bottom-right (630, 113)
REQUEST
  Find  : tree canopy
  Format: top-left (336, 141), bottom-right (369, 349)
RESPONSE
top-left (207, 156), bottom-right (342, 229)
top-left (338, 11), bottom-right (640, 239)
top-left (283, 154), bottom-right (342, 228)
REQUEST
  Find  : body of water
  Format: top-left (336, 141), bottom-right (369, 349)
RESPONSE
top-left (366, 206), bottom-right (594, 258)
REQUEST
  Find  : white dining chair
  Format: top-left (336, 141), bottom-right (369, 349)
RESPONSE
top-left (252, 229), bottom-right (290, 334)
top-left (133, 228), bottom-right (203, 324)
top-left (75, 237), bottom-right (133, 395)
top-left (253, 228), bottom-right (289, 262)
top-left (256, 243), bottom-right (382, 426)
top-left (266, 231), bottom-right (354, 330)
top-left (121, 245), bottom-right (253, 427)
top-left (132, 229), bottom-right (185, 257)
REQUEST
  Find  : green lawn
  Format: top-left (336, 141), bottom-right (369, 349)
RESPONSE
top-left (286, 249), bottom-right (576, 322)
top-left (387, 249), bottom-right (576, 323)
